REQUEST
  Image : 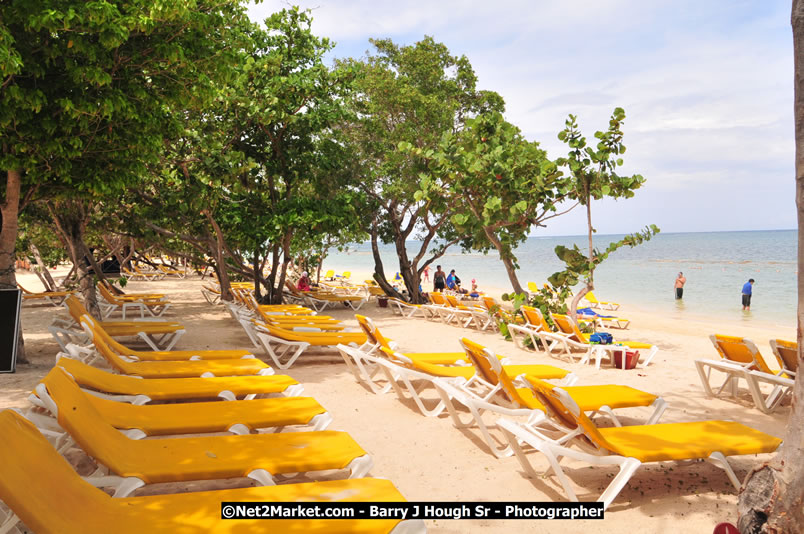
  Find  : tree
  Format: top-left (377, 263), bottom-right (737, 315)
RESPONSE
top-left (411, 111), bottom-right (573, 294)
top-left (339, 37), bottom-right (504, 302)
top-left (1, 0), bottom-right (250, 316)
top-left (555, 108), bottom-right (654, 318)
top-left (219, 8), bottom-right (366, 303)
top-left (736, 2), bottom-right (804, 531)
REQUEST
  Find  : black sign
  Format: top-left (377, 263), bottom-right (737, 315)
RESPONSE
top-left (0, 289), bottom-right (22, 373)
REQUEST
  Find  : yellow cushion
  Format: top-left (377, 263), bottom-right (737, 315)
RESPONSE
top-left (516, 384), bottom-right (658, 413)
top-left (44, 369), bottom-right (367, 484)
top-left (57, 358), bottom-right (297, 401)
top-left (85, 393), bottom-right (326, 435)
top-left (0, 410), bottom-right (406, 534)
top-left (599, 421), bottom-right (781, 462)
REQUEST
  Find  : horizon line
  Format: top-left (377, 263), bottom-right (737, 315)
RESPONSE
top-left (528, 228), bottom-right (797, 238)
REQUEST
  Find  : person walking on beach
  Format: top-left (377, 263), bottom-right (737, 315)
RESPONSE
top-left (742, 279), bottom-right (755, 310)
top-left (433, 265), bottom-right (446, 292)
top-left (423, 265), bottom-right (430, 282)
top-left (674, 272), bottom-right (686, 299)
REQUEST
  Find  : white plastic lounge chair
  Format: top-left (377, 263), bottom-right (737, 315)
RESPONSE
top-left (498, 377), bottom-right (781, 511)
top-left (695, 335), bottom-right (794, 413)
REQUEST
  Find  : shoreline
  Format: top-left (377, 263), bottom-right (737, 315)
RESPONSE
top-left (319, 266), bottom-right (797, 333)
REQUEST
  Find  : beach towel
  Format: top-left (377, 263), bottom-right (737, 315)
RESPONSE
top-left (577, 307), bottom-right (616, 318)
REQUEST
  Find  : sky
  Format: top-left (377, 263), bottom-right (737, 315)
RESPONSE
top-left (248, 1), bottom-right (795, 236)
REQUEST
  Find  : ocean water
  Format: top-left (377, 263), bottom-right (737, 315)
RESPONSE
top-left (325, 230), bottom-right (797, 327)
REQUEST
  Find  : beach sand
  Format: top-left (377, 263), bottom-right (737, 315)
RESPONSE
top-left (3, 269), bottom-right (795, 533)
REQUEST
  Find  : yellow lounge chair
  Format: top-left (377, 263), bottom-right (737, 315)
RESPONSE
top-left (544, 313), bottom-right (658, 368)
top-left (81, 317), bottom-right (273, 378)
top-left (134, 264), bottom-right (165, 280)
top-left (0, 410), bottom-right (423, 534)
top-left (157, 263), bottom-right (186, 278)
top-left (435, 338), bottom-right (665, 458)
top-left (356, 314), bottom-right (472, 364)
top-left (30, 367), bottom-right (330, 439)
top-left (372, 344), bottom-right (575, 419)
top-left (55, 357), bottom-right (303, 403)
top-left (342, 315), bottom-right (483, 394)
top-left (18, 283), bottom-right (74, 307)
top-left (97, 283), bottom-right (171, 320)
top-left (508, 306), bottom-right (555, 352)
top-left (201, 283), bottom-right (221, 304)
top-left (324, 269), bottom-right (335, 279)
top-left (422, 292), bottom-right (460, 323)
top-left (82, 316), bottom-right (254, 362)
top-left (102, 280), bottom-right (166, 301)
top-left (55, 295), bottom-right (186, 351)
top-left (253, 322), bottom-right (368, 370)
top-left (121, 266), bottom-right (148, 281)
top-left (695, 335), bottom-right (793, 413)
top-left (285, 284), bottom-right (367, 312)
top-left (526, 281), bottom-right (541, 297)
top-left (498, 377), bottom-right (781, 510)
top-left (387, 296), bottom-right (430, 318)
top-left (581, 290), bottom-right (620, 310)
top-left (33, 368), bottom-right (373, 497)
top-left (444, 294), bottom-right (496, 330)
top-left (769, 339), bottom-right (798, 378)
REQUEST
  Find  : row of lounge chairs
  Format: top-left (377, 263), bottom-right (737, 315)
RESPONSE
top-left (4, 279), bottom-right (425, 533)
top-left (221, 285), bottom-right (369, 369)
top-left (122, 262), bottom-right (187, 281)
top-left (390, 292), bottom-right (658, 369)
top-left (336, 318), bottom-right (783, 512)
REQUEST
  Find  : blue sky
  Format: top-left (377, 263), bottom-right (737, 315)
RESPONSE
top-left (248, 1), bottom-right (795, 236)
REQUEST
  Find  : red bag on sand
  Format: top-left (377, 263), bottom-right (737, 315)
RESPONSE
top-left (614, 349), bottom-right (639, 370)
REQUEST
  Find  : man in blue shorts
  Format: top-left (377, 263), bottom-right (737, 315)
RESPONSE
top-left (741, 279), bottom-right (754, 310)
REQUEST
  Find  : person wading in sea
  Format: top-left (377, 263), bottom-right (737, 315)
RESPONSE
top-left (742, 278), bottom-right (755, 310)
top-left (674, 272), bottom-right (686, 300)
top-left (433, 265), bottom-right (446, 292)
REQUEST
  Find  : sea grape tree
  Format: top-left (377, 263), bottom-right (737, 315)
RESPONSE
top-left (552, 108), bottom-right (658, 317)
top-left (1, 0), bottom-right (250, 317)
top-left (409, 111), bottom-right (573, 294)
top-left (338, 37), bottom-right (504, 302)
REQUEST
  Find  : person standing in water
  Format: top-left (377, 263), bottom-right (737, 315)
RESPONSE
top-left (742, 278), bottom-right (755, 310)
top-left (674, 272), bottom-right (686, 300)
top-left (433, 265), bottom-right (446, 292)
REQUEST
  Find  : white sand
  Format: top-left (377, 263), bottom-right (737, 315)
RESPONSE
top-left (3, 270), bottom-right (794, 533)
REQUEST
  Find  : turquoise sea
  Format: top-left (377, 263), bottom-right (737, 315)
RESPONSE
top-left (325, 230), bottom-right (797, 327)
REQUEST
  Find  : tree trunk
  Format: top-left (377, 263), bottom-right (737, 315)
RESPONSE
top-left (585, 183), bottom-right (595, 285)
top-left (480, 225), bottom-right (526, 294)
top-left (393, 234), bottom-right (424, 302)
top-left (737, 2), bottom-right (804, 531)
top-left (273, 232), bottom-right (293, 305)
top-left (569, 284), bottom-right (592, 324)
top-left (30, 243), bottom-right (56, 291)
top-left (57, 263), bottom-right (77, 290)
top-left (0, 169), bottom-right (27, 363)
top-left (370, 224), bottom-right (404, 300)
top-left (252, 253), bottom-right (263, 301)
top-left (203, 211), bottom-right (233, 302)
top-left (49, 202), bottom-right (101, 318)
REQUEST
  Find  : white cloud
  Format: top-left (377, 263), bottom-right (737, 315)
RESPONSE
top-left (247, 0), bottom-right (796, 232)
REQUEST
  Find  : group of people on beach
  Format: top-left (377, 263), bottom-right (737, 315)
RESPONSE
top-left (674, 271), bottom-right (756, 311)
top-left (425, 265), bottom-right (479, 296)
